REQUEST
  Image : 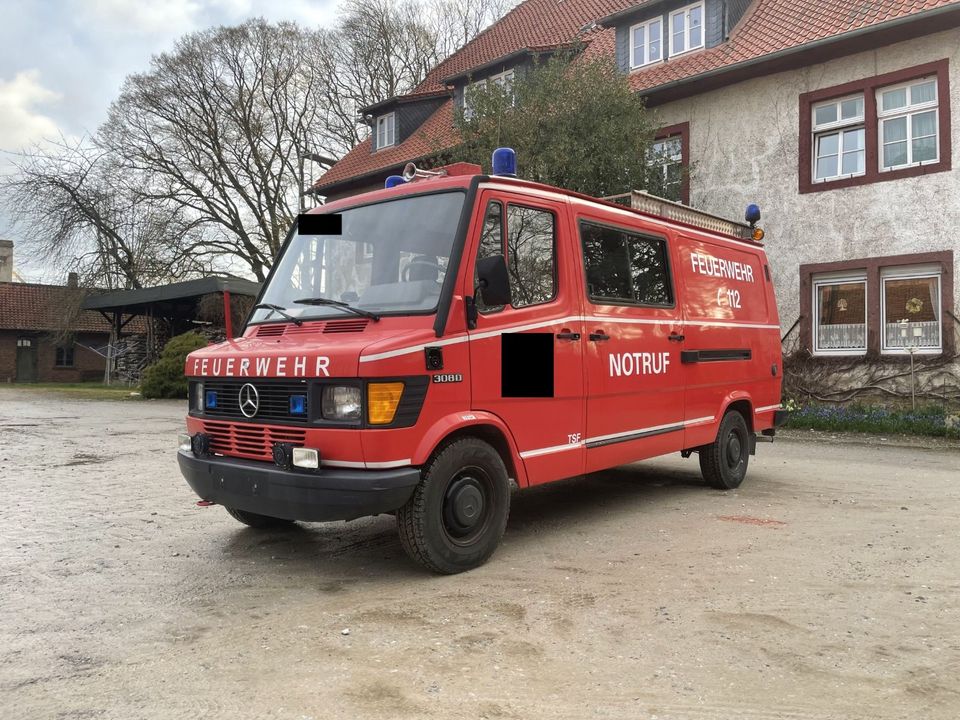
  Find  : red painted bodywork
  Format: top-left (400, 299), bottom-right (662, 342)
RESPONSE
top-left (184, 170), bottom-right (782, 488)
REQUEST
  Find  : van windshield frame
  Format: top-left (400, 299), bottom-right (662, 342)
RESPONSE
top-left (249, 189), bottom-right (468, 326)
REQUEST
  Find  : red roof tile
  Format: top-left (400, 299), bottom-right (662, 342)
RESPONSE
top-left (616, 0), bottom-right (959, 92)
top-left (0, 282), bottom-right (117, 334)
top-left (317, 0), bottom-right (959, 192)
top-left (316, 100), bottom-right (460, 190)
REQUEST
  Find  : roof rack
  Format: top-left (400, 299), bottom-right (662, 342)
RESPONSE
top-left (603, 191), bottom-right (756, 242)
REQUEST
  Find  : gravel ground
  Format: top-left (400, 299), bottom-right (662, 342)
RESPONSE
top-left (1, 387), bottom-right (959, 720)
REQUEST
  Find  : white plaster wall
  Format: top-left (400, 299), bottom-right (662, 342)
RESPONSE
top-left (654, 28), bottom-right (960, 332)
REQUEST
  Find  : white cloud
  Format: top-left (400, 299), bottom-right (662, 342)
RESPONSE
top-left (0, 70), bottom-right (62, 151)
top-left (77, 0), bottom-right (203, 35)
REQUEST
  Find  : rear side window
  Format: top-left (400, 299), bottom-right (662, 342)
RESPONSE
top-left (580, 221), bottom-right (673, 306)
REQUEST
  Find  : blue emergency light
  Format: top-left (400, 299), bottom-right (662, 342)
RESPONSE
top-left (385, 175), bottom-right (406, 188)
top-left (492, 147), bottom-right (517, 177)
top-left (745, 204), bottom-right (762, 226)
top-left (289, 394), bottom-right (307, 415)
top-left (205, 390), bottom-right (218, 409)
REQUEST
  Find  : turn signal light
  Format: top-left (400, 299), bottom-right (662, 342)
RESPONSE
top-left (752, 227), bottom-right (765, 242)
top-left (367, 382), bottom-right (404, 425)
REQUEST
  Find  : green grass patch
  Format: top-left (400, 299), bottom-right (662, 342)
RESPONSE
top-left (784, 402), bottom-right (960, 439)
top-left (6, 382), bottom-right (142, 401)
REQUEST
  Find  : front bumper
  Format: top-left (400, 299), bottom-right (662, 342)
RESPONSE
top-left (178, 450), bottom-right (420, 522)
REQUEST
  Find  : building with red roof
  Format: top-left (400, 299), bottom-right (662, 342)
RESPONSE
top-left (316, 0), bottom-right (960, 399)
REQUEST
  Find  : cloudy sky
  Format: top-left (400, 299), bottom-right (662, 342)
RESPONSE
top-left (0, 0), bottom-right (342, 281)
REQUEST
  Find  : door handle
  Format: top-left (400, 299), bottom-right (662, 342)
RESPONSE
top-left (668, 333), bottom-right (686, 342)
top-left (589, 332), bottom-right (610, 342)
top-left (556, 330), bottom-right (581, 341)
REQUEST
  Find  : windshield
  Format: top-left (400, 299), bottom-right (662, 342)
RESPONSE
top-left (251, 192), bottom-right (465, 323)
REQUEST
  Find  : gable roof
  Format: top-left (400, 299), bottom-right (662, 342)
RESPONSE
top-left (316, 0), bottom-right (960, 194)
top-left (611, 0), bottom-right (960, 96)
top-left (0, 282), bottom-right (116, 334)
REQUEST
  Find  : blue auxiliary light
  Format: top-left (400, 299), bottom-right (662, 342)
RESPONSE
top-left (205, 390), bottom-right (218, 409)
top-left (385, 175), bottom-right (406, 189)
top-left (745, 203), bottom-right (762, 226)
top-left (492, 147), bottom-right (517, 177)
top-left (289, 394), bottom-right (307, 415)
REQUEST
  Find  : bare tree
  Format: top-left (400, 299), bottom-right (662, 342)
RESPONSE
top-left (99, 20), bottom-right (335, 281)
top-left (1, 137), bottom-right (205, 289)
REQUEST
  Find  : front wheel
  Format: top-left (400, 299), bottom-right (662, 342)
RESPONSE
top-left (699, 411), bottom-right (751, 490)
top-left (397, 438), bottom-right (511, 574)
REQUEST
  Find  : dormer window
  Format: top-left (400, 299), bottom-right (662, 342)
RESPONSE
top-left (629, 17), bottom-right (663, 69)
top-left (669, 2), bottom-right (704, 56)
top-left (376, 112), bottom-right (396, 149)
top-left (463, 69), bottom-right (515, 119)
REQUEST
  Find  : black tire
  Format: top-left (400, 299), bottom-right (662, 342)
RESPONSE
top-left (224, 506), bottom-right (296, 529)
top-left (397, 438), bottom-right (510, 574)
top-left (699, 410), bottom-right (751, 490)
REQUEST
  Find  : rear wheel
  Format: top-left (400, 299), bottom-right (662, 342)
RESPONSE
top-left (699, 410), bottom-right (750, 490)
top-left (224, 507), bottom-right (296, 529)
top-left (397, 437), bottom-right (510, 574)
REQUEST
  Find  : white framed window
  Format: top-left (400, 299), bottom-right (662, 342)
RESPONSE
top-left (629, 17), bottom-right (663, 68)
top-left (880, 265), bottom-right (942, 354)
top-left (463, 69), bottom-right (515, 119)
top-left (375, 112), bottom-right (395, 149)
top-left (647, 135), bottom-right (683, 200)
top-left (813, 273), bottom-right (868, 355)
top-left (812, 94), bottom-right (865, 182)
top-left (669, 2), bottom-right (704, 57)
top-left (877, 77), bottom-right (939, 171)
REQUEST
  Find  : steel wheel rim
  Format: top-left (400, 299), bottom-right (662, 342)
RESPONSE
top-left (441, 466), bottom-right (493, 547)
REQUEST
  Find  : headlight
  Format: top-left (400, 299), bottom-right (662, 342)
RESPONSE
top-left (321, 385), bottom-right (362, 421)
top-left (192, 382), bottom-right (204, 412)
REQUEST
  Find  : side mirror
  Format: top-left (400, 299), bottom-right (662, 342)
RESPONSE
top-left (476, 255), bottom-right (511, 307)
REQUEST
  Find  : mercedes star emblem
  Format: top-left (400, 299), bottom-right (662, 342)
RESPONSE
top-left (238, 383), bottom-right (260, 418)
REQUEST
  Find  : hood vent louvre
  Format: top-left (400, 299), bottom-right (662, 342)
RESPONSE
top-left (255, 324), bottom-right (285, 337)
top-left (323, 319), bottom-right (370, 333)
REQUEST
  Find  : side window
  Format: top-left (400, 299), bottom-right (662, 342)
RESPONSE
top-left (505, 204), bottom-right (556, 308)
top-left (474, 201), bottom-right (504, 313)
top-left (580, 221), bottom-right (673, 306)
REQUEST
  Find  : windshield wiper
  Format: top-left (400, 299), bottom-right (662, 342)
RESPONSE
top-left (293, 297), bottom-right (381, 321)
top-left (253, 303), bottom-right (303, 326)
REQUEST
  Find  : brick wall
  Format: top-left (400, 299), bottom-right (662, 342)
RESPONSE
top-left (0, 330), bottom-right (109, 383)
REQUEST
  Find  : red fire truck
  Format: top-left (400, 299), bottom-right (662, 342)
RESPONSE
top-left (179, 149), bottom-right (786, 574)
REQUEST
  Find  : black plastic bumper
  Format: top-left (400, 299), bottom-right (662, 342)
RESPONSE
top-left (178, 450), bottom-right (420, 522)
top-left (773, 409), bottom-right (790, 427)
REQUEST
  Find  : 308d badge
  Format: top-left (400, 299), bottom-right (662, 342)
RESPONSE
top-left (432, 373), bottom-right (463, 384)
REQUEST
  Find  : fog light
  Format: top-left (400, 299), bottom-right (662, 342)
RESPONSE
top-left (272, 442), bottom-right (293, 470)
top-left (292, 447), bottom-right (320, 469)
top-left (178, 433), bottom-right (192, 452)
top-left (289, 394), bottom-right (307, 415)
top-left (191, 433), bottom-right (211, 457)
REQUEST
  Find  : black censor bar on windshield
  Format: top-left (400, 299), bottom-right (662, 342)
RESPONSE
top-left (298, 214), bottom-right (342, 235)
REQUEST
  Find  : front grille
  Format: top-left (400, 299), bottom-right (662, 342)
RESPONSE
top-left (203, 379), bottom-right (310, 424)
top-left (201, 420), bottom-right (306, 462)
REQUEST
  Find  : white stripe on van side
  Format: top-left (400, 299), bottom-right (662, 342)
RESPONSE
top-left (518, 415), bottom-right (717, 459)
top-left (754, 404), bottom-right (783, 414)
top-left (359, 317), bottom-right (779, 363)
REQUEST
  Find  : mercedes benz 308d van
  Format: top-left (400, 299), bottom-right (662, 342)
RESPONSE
top-left (178, 149), bottom-right (787, 574)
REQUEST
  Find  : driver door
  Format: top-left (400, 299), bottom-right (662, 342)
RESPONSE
top-left (464, 190), bottom-right (586, 486)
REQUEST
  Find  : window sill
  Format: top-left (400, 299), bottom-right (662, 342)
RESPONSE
top-left (811, 351), bottom-right (868, 358)
top-left (630, 59), bottom-right (665, 72)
